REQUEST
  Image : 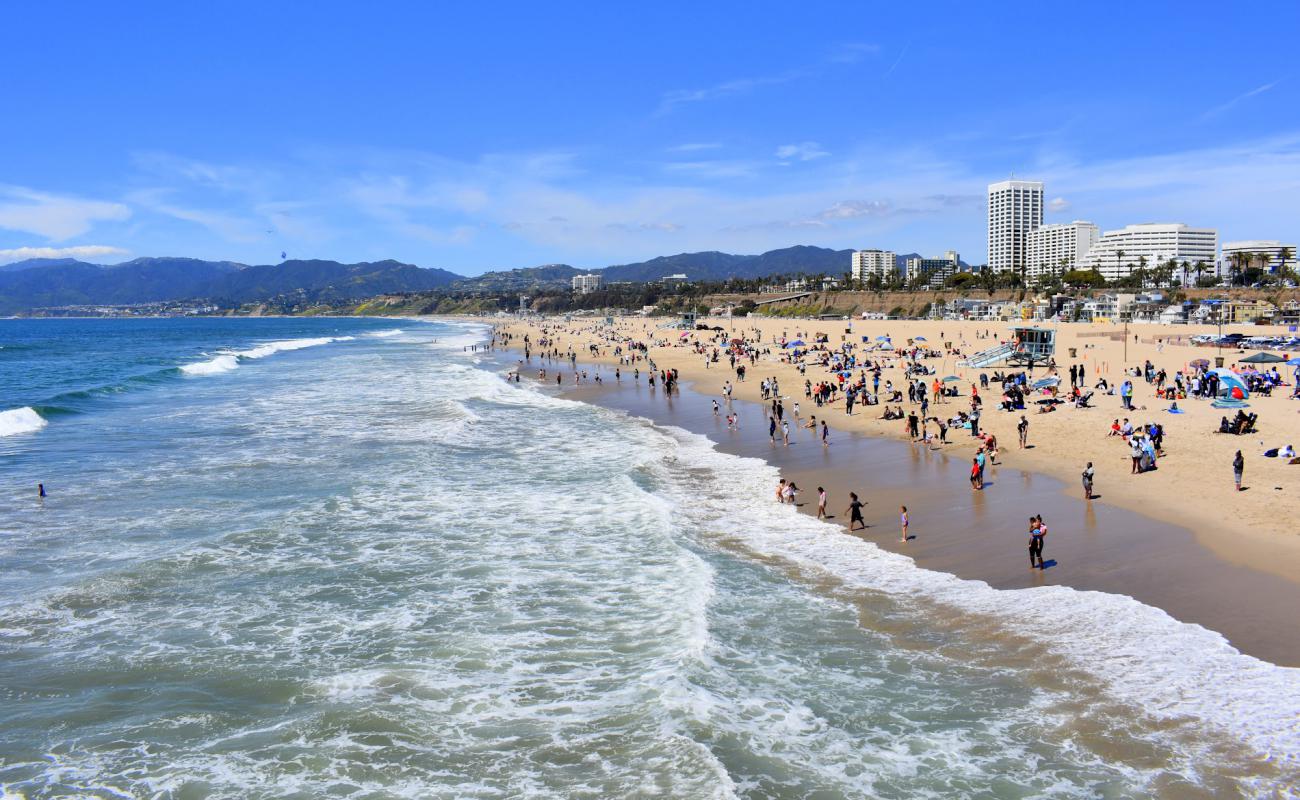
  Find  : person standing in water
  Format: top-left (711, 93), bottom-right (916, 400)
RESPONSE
top-left (1082, 462), bottom-right (1095, 500)
top-left (845, 492), bottom-right (866, 531)
top-left (816, 487), bottom-right (828, 519)
top-left (899, 506), bottom-right (909, 543)
top-left (821, 420), bottom-right (829, 447)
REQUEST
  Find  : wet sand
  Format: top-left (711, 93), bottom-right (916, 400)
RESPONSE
top-left (545, 365), bottom-right (1300, 667)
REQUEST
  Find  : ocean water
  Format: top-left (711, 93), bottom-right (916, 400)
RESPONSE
top-left (0, 318), bottom-right (1296, 799)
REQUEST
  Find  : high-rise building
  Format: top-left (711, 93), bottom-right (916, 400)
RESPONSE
top-left (1221, 240), bottom-right (1298, 277)
top-left (1082, 223), bottom-right (1217, 282)
top-left (987, 180), bottom-right (1044, 274)
top-left (905, 253), bottom-right (959, 285)
top-left (1025, 221), bottom-right (1100, 281)
top-left (571, 274), bottom-right (603, 294)
top-left (851, 249), bottom-right (897, 283)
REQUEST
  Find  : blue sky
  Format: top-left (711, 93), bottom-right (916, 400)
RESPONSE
top-left (1, 1), bottom-right (1297, 274)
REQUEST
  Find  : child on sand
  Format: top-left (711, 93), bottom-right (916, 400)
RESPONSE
top-left (846, 492), bottom-right (865, 531)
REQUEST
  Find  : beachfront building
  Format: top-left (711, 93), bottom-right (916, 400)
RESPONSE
top-left (987, 180), bottom-right (1044, 274)
top-left (1221, 240), bottom-right (1298, 278)
top-left (904, 252), bottom-right (959, 286)
top-left (1225, 299), bottom-right (1277, 324)
top-left (1082, 223), bottom-right (1218, 282)
top-left (1025, 221), bottom-right (1100, 282)
top-left (850, 249), bottom-right (897, 283)
top-left (571, 274), bottom-right (603, 294)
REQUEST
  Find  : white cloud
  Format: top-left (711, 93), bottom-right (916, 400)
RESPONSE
top-left (0, 245), bottom-right (128, 264)
top-left (775, 142), bottom-right (830, 162)
top-left (1049, 197), bottom-right (1071, 213)
top-left (0, 186), bottom-right (131, 240)
top-left (667, 142), bottom-right (723, 153)
top-left (819, 200), bottom-right (892, 219)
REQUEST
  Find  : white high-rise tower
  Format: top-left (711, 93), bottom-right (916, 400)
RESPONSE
top-left (987, 180), bottom-right (1044, 274)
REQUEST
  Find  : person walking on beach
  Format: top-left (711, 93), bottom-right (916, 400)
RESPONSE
top-left (970, 457), bottom-right (983, 490)
top-left (899, 506), bottom-right (909, 543)
top-left (846, 492), bottom-right (866, 531)
top-left (1017, 415), bottom-right (1029, 449)
top-left (1233, 450), bottom-right (1244, 491)
top-left (1082, 462), bottom-right (1095, 500)
top-left (817, 487), bottom-right (828, 519)
top-left (821, 420), bottom-right (829, 447)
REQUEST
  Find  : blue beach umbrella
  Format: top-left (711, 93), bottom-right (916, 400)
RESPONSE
top-left (1287, 358), bottom-right (1300, 366)
top-left (785, 340), bottom-right (805, 348)
top-left (914, 336), bottom-right (927, 341)
top-left (876, 335), bottom-right (890, 341)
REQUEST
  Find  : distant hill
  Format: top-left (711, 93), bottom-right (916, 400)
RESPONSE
top-left (0, 244), bottom-right (871, 313)
top-left (0, 257), bottom-right (462, 314)
top-left (451, 245), bottom-right (856, 292)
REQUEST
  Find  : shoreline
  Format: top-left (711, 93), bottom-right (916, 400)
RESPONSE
top-left (483, 322), bottom-right (1300, 667)
top-left (482, 316), bottom-right (1300, 585)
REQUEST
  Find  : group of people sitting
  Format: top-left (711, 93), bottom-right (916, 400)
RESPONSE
top-left (1218, 410), bottom-right (1259, 436)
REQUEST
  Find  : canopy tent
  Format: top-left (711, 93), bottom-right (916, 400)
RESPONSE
top-left (1210, 368), bottom-right (1250, 400)
top-left (1240, 352), bottom-right (1286, 364)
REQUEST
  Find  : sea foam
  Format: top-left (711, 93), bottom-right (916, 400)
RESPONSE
top-left (0, 406), bottom-right (47, 437)
top-left (653, 423), bottom-right (1300, 768)
top-left (180, 336), bottom-right (356, 376)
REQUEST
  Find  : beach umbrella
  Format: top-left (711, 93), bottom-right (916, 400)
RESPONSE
top-left (1189, 358), bottom-right (1210, 368)
top-left (785, 339), bottom-right (805, 348)
top-left (1240, 352), bottom-right (1286, 364)
top-left (879, 342), bottom-right (894, 350)
top-left (876, 335), bottom-right (891, 341)
top-left (942, 375), bottom-right (961, 382)
top-left (1031, 376), bottom-right (1060, 389)
top-left (914, 336), bottom-right (927, 341)
top-left (1287, 358), bottom-right (1300, 366)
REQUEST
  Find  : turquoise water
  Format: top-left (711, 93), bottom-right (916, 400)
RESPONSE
top-left (0, 318), bottom-right (1296, 798)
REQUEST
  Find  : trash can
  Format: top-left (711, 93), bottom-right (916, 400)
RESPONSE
top-left (1215, 356), bottom-right (1224, 368)
top-left (1069, 347), bottom-right (1077, 358)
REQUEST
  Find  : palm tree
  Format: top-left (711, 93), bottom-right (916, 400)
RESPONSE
top-left (1135, 255), bottom-right (1149, 289)
top-left (1228, 251), bottom-right (1248, 287)
top-left (1193, 260), bottom-right (1209, 287)
top-left (1114, 249), bottom-right (1126, 285)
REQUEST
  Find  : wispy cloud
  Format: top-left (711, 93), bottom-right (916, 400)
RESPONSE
top-left (883, 41), bottom-right (910, 77)
top-left (0, 186), bottom-right (131, 240)
top-left (667, 142), bottom-right (723, 153)
top-left (1049, 197), bottom-right (1071, 213)
top-left (656, 43), bottom-right (879, 115)
top-left (0, 244), bottom-right (128, 264)
top-left (776, 142), bottom-right (830, 162)
top-left (1199, 81), bottom-right (1278, 121)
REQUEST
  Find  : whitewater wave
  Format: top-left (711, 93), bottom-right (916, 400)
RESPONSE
top-left (365, 329), bottom-right (404, 338)
top-left (428, 323), bottom-right (492, 352)
top-left (650, 423), bottom-right (1300, 770)
top-left (180, 336), bottom-right (356, 376)
top-left (0, 406), bottom-right (48, 437)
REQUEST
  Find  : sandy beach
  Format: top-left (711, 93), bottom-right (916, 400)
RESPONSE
top-left (487, 314), bottom-right (1300, 665)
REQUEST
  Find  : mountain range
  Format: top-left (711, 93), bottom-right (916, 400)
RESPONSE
top-left (0, 245), bottom-right (888, 314)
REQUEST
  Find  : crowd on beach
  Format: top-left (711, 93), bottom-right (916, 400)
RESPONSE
top-left (493, 316), bottom-right (1300, 574)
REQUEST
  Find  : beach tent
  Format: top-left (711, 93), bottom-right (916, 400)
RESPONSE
top-left (1209, 368), bottom-right (1249, 400)
top-left (785, 340), bottom-right (805, 348)
top-left (1240, 352), bottom-right (1286, 364)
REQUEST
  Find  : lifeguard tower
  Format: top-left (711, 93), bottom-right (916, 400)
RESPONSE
top-left (961, 325), bottom-right (1056, 369)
